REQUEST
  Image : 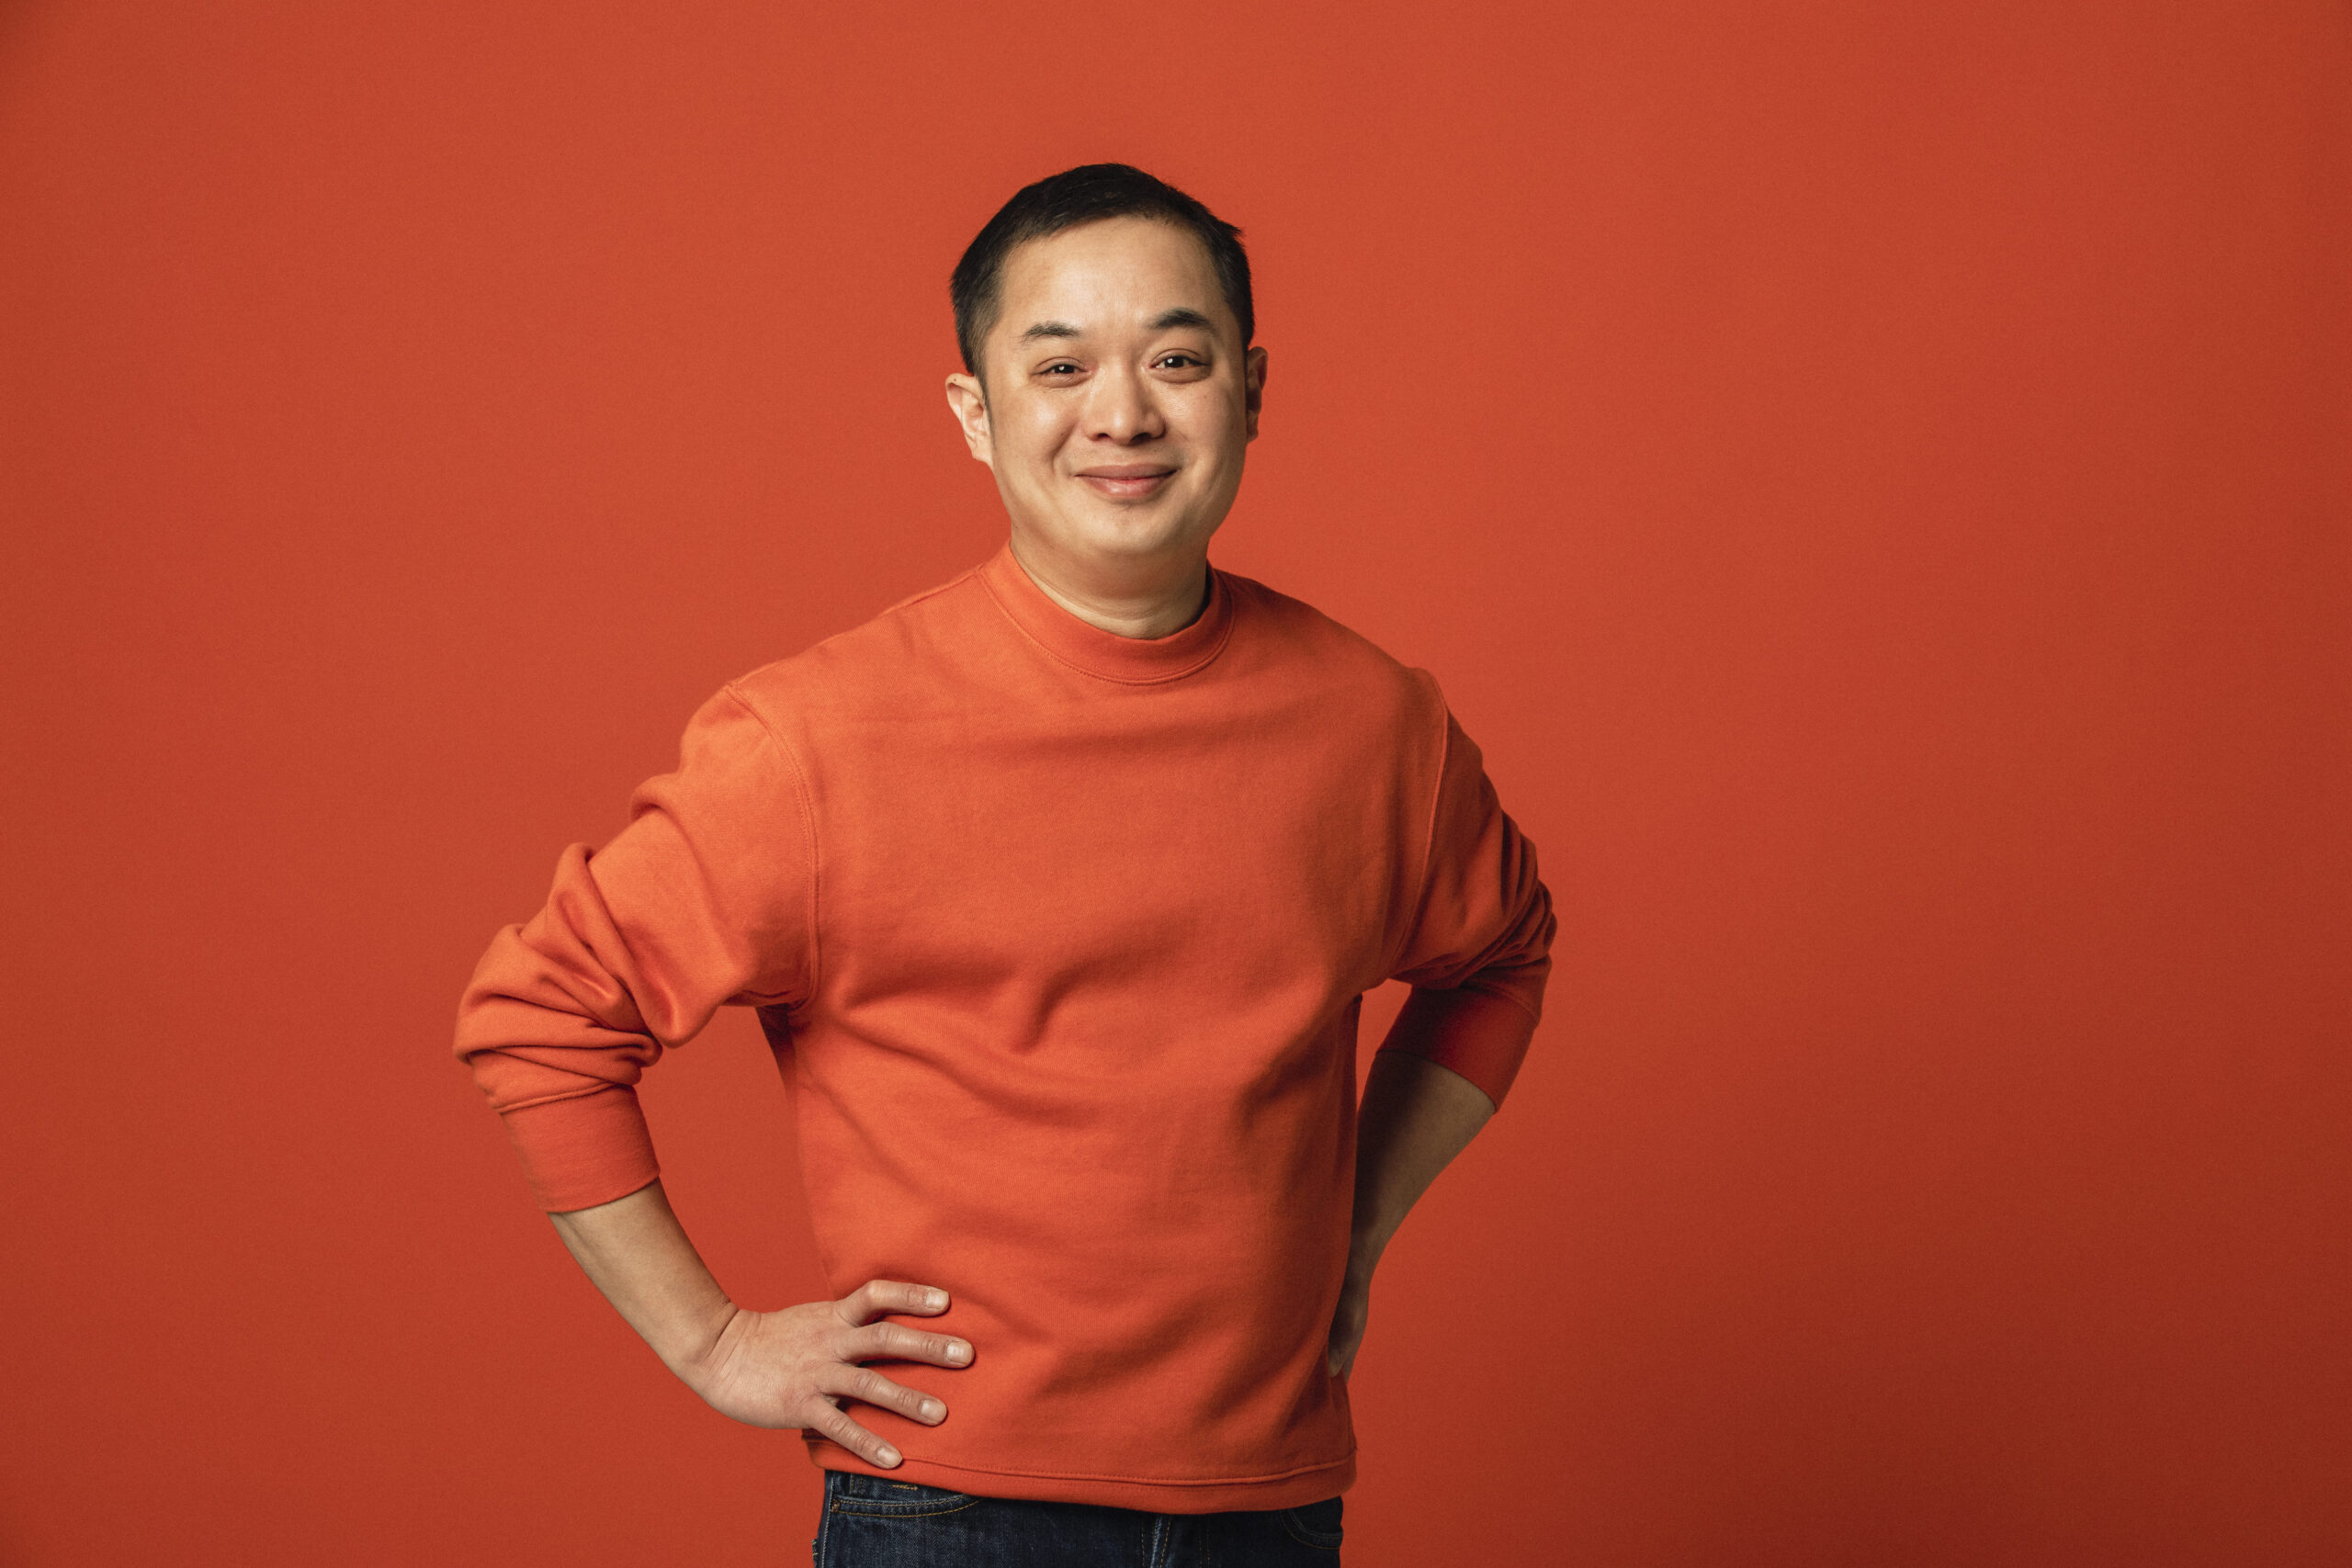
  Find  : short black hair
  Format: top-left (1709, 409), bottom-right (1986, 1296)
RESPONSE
top-left (950, 163), bottom-right (1253, 380)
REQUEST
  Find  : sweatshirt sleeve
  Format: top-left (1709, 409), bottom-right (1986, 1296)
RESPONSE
top-left (453, 683), bottom-right (817, 1212)
top-left (1377, 704), bottom-right (1556, 1111)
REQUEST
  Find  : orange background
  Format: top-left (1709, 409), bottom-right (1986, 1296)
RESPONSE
top-left (3, 3), bottom-right (2346, 1563)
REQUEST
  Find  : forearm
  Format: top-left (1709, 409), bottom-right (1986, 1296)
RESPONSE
top-left (1349, 1042), bottom-right (1495, 1280)
top-left (547, 1178), bottom-right (739, 1379)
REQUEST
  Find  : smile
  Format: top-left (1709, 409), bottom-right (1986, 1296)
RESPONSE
top-left (1073, 467), bottom-right (1176, 500)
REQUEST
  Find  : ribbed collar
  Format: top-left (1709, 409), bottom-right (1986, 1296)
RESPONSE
top-left (977, 541), bottom-right (1235, 684)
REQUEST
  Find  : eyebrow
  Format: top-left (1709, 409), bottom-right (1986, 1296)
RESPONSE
top-left (1016, 307), bottom-right (1216, 344)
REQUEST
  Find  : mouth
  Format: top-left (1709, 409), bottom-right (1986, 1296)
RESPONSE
top-left (1072, 465), bottom-right (1177, 501)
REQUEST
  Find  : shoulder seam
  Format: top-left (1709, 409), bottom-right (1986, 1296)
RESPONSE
top-left (1391, 673), bottom-right (1453, 979)
top-left (875, 563), bottom-right (984, 620)
top-left (720, 681), bottom-right (823, 1010)
top-left (728, 565), bottom-right (984, 688)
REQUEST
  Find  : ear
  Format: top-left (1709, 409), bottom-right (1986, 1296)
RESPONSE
top-left (1242, 344), bottom-right (1269, 442)
top-left (945, 371), bottom-right (994, 467)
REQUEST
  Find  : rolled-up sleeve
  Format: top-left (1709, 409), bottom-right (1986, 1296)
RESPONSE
top-left (1378, 705), bottom-right (1555, 1110)
top-left (453, 684), bottom-right (816, 1212)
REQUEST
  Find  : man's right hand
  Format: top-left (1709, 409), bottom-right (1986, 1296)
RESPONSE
top-left (546, 1183), bottom-right (972, 1471)
top-left (684, 1279), bottom-right (974, 1468)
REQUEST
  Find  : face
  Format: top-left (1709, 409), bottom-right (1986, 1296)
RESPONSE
top-left (945, 216), bottom-right (1267, 581)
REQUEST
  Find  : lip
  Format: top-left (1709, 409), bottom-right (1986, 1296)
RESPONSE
top-left (1073, 464), bottom-right (1176, 500)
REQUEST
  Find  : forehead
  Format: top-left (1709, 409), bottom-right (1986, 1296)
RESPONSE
top-left (992, 216), bottom-right (1229, 334)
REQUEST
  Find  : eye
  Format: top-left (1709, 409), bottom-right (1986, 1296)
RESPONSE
top-left (1041, 361), bottom-right (1081, 377)
top-left (1155, 354), bottom-right (1203, 369)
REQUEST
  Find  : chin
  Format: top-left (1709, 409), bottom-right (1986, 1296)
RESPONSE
top-left (1057, 506), bottom-right (1212, 561)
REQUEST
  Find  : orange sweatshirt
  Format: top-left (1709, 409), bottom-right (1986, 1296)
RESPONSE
top-left (454, 543), bottom-right (1555, 1513)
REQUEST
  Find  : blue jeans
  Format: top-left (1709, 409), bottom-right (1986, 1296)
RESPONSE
top-left (812, 1470), bottom-right (1345, 1566)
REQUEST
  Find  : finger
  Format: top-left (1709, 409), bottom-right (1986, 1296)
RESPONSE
top-left (803, 1397), bottom-right (905, 1468)
top-left (842, 1321), bottom-right (975, 1369)
top-left (836, 1279), bottom-right (951, 1326)
top-left (821, 1363), bottom-right (949, 1427)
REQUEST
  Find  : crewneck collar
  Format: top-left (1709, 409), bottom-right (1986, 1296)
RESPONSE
top-left (977, 541), bottom-right (1235, 685)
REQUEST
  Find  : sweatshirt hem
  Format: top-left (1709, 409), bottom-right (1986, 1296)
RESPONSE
top-left (803, 1437), bottom-right (1354, 1513)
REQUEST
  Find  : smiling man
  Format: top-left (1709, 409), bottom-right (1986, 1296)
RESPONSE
top-left (455, 164), bottom-right (1555, 1567)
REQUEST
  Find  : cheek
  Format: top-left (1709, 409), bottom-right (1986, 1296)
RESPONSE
top-left (1173, 396), bottom-right (1247, 468)
top-left (1003, 400), bottom-right (1075, 467)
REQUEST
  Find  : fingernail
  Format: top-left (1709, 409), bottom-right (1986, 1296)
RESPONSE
top-left (877, 1445), bottom-right (901, 1467)
top-left (925, 1290), bottom-right (947, 1309)
top-left (921, 1399), bottom-right (944, 1421)
top-left (946, 1341), bottom-right (971, 1364)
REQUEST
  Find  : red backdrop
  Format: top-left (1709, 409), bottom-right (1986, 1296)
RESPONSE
top-left (4, 3), bottom-right (2346, 1563)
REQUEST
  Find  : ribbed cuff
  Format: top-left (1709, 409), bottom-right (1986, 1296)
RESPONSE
top-left (500, 1085), bottom-right (662, 1213)
top-left (1374, 986), bottom-right (1539, 1109)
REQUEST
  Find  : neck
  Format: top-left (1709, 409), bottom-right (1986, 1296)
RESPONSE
top-left (1004, 532), bottom-right (1212, 640)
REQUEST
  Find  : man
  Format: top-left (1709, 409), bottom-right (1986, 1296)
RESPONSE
top-left (455, 163), bottom-right (1554, 1566)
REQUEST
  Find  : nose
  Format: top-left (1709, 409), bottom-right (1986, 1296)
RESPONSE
top-left (1084, 360), bottom-right (1166, 446)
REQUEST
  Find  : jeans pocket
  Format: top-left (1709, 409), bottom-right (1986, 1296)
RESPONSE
top-left (826, 1471), bottom-right (983, 1518)
top-left (1279, 1494), bottom-right (1345, 1550)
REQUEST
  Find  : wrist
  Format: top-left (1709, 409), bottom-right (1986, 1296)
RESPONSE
top-left (667, 1299), bottom-right (744, 1390)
